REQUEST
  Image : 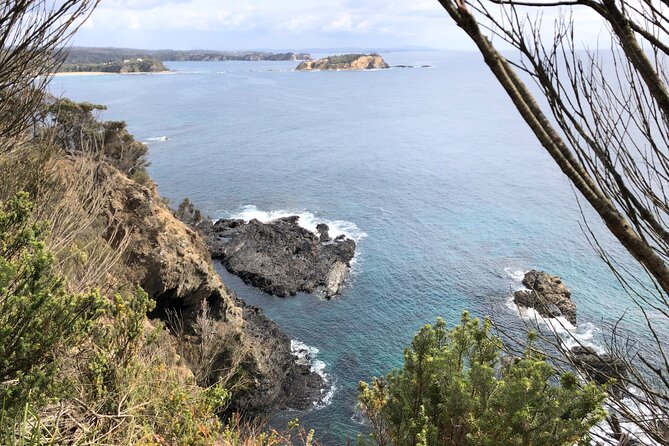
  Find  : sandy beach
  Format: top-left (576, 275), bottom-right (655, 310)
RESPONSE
top-left (52, 71), bottom-right (111, 77)
top-left (52, 71), bottom-right (174, 77)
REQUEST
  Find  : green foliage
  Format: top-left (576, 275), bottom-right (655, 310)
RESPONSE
top-left (44, 98), bottom-right (150, 181)
top-left (358, 313), bottom-right (606, 446)
top-left (59, 57), bottom-right (168, 74)
top-left (175, 197), bottom-right (205, 228)
top-left (0, 192), bottom-right (105, 416)
top-left (325, 54), bottom-right (367, 64)
top-left (80, 288), bottom-right (235, 445)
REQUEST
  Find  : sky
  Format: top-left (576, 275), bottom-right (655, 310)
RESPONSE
top-left (73, 0), bottom-right (605, 51)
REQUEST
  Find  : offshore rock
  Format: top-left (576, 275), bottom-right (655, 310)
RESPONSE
top-left (296, 53), bottom-right (389, 71)
top-left (513, 270), bottom-right (577, 324)
top-left (570, 346), bottom-right (628, 393)
top-left (204, 216), bottom-right (356, 298)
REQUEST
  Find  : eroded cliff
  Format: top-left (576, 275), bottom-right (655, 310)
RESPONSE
top-left (94, 163), bottom-right (325, 413)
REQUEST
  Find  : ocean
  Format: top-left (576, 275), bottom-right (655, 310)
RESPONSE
top-left (51, 51), bottom-right (647, 443)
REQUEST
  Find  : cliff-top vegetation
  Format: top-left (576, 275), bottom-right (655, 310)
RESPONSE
top-left (2, 1), bottom-right (656, 445)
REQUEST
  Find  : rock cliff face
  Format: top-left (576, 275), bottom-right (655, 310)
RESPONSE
top-left (513, 270), bottom-right (577, 324)
top-left (200, 216), bottom-right (356, 298)
top-left (98, 164), bottom-right (324, 412)
top-left (296, 53), bottom-right (389, 71)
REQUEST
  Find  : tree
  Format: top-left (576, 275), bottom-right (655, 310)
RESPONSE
top-left (358, 313), bottom-right (606, 446)
top-left (0, 192), bottom-right (104, 416)
top-left (44, 97), bottom-right (150, 179)
top-left (435, 0), bottom-right (669, 442)
top-left (0, 1), bottom-right (99, 154)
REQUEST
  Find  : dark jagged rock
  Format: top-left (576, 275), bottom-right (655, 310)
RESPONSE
top-left (316, 223), bottom-right (330, 242)
top-left (203, 216), bottom-right (356, 298)
top-left (232, 297), bottom-right (325, 411)
top-left (513, 270), bottom-right (577, 324)
top-left (570, 346), bottom-right (628, 391)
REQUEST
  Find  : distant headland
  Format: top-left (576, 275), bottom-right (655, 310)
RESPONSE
top-left (59, 57), bottom-right (169, 74)
top-left (64, 47), bottom-right (312, 64)
top-left (296, 53), bottom-right (389, 71)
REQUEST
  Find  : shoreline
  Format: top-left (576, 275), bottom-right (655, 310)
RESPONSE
top-left (52, 70), bottom-right (174, 77)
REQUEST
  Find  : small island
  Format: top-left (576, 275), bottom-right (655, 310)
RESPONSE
top-left (296, 53), bottom-right (389, 71)
top-left (59, 57), bottom-right (169, 74)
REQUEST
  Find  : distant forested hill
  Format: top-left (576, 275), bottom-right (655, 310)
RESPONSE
top-left (60, 57), bottom-right (169, 73)
top-left (65, 47), bottom-right (312, 63)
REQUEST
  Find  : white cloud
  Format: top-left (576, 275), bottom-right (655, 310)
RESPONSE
top-left (72, 0), bottom-right (608, 50)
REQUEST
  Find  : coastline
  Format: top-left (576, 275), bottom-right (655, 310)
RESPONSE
top-left (52, 70), bottom-right (174, 77)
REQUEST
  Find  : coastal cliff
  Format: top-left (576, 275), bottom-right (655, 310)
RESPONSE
top-left (296, 53), bottom-right (389, 71)
top-left (90, 162), bottom-right (325, 412)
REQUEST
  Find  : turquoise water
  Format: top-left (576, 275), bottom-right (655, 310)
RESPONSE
top-left (51, 52), bottom-right (645, 443)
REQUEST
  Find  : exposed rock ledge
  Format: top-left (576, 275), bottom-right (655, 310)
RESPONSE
top-left (200, 216), bottom-right (356, 298)
top-left (296, 53), bottom-right (389, 71)
top-left (513, 270), bottom-right (577, 324)
top-left (94, 163), bottom-right (324, 413)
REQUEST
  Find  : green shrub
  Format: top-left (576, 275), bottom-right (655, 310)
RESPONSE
top-left (44, 98), bottom-right (150, 179)
top-left (0, 192), bottom-right (105, 416)
top-left (358, 313), bottom-right (606, 446)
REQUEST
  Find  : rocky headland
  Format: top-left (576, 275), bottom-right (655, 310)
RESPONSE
top-left (65, 47), bottom-right (312, 63)
top-left (296, 53), bottom-right (389, 71)
top-left (92, 164), bottom-right (326, 412)
top-left (197, 216), bottom-right (356, 298)
top-left (60, 57), bottom-right (169, 74)
top-left (513, 270), bottom-right (577, 324)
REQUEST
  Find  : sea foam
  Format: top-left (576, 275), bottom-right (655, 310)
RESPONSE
top-left (224, 205), bottom-right (367, 242)
top-left (290, 340), bottom-right (336, 409)
top-left (504, 268), bottom-right (602, 352)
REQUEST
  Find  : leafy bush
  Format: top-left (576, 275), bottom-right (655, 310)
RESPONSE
top-left (43, 98), bottom-right (150, 182)
top-left (358, 313), bottom-right (606, 446)
top-left (325, 54), bottom-right (367, 64)
top-left (0, 192), bottom-right (105, 416)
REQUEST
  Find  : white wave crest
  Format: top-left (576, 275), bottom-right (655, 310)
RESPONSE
top-left (224, 205), bottom-right (367, 242)
top-left (504, 267), bottom-right (528, 285)
top-left (290, 340), bottom-right (336, 409)
top-left (505, 267), bottom-right (658, 443)
top-left (145, 136), bottom-right (170, 142)
top-left (504, 267), bottom-right (602, 352)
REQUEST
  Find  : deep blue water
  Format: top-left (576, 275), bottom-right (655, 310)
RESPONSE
top-left (51, 51), bottom-right (646, 443)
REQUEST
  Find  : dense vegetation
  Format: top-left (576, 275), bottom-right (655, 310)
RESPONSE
top-left (64, 47), bottom-right (312, 63)
top-left (59, 57), bottom-right (169, 73)
top-left (0, 2), bottom-right (616, 445)
top-left (323, 53), bottom-right (379, 64)
top-left (358, 314), bottom-right (606, 446)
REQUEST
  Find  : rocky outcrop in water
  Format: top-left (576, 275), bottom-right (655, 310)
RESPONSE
top-left (201, 216), bottom-right (356, 298)
top-left (296, 53), bottom-right (389, 71)
top-left (570, 346), bottom-right (628, 388)
top-left (513, 270), bottom-right (577, 324)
